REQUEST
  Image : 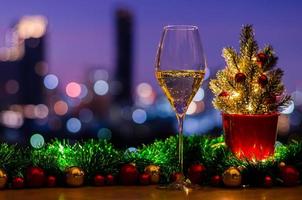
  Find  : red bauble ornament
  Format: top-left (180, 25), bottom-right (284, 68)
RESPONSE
top-left (256, 52), bottom-right (268, 67)
top-left (105, 174), bottom-right (115, 185)
top-left (188, 164), bottom-right (206, 184)
top-left (120, 164), bottom-right (139, 185)
top-left (264, 175), bottom-right (273, 187)
top-left (235, 73), bottom-right (246, 83)
top-left (280, 165), bottom-right (300, 186)
top-left (170, 172), bottom-right (183, 182)
top-left (258, 74), bottom-right (268, 87)
top-left (219, 91), bottom-right (229, 97)
top-left (12, 177), bottom-right (25, 189)
top-left (94, 174), bottom-right (105, 186)
top-left (211, 175), bottom-right (222, 186)
top-left (265, 94), bottom-right (277, 104)
top-left (26, 166), bottom-right (45, 187)
top-left (139, 173), bottom-right (150, 185)
top-left (46, 175), bottom-right (56, 187)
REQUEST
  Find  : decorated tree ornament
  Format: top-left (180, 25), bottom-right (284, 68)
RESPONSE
top-left (139, 173), bottom-right (150, 185)
top-left (26, 166), bottom-right (45, 187)
top-left (211, 175), bottom-right (222, 186)
top-left (235, 73), bottom-right (246, 83)
top-left (0, 169), bottom-right (8, 189)
top-left (12, 177), bottom-right (25, 189)
top-left (258, 74), bottom-right (268, 88)
top-left (256, 52), bottom-right (268, 67)
top-left (188, 163), bottom-right (206, 184)
top-left (46, 175), bottom-right (57, 187)
top-left (94, 174), bottom-right (105, 186)
top-left (219, 91), bottom-right (229, 98)
top-left (210, 25), bottom-right (291, 161)
top-left (209, 24), bottom-right (290, 115)
top-left (264, 175), bottom-right (273, 187)
top-left (144, 164), bottom-right (160, 184)
top-left (65, 166), bottom-right (85, 187)
top-left (222, 167), bottom-right (242, 187)
top-left (120, 164), bottom-right (139, 185)
top-left (105, 174), bottom-right (115, 185)
top-left (280, 165), bottom-right (300, 186)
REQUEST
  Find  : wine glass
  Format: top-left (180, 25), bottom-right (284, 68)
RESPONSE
top-left (155, 25), bottom-right (206, 189)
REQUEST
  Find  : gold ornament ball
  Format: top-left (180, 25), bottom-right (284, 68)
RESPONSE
top-left (279, 162), bottom-right (286, 168)
top-left (144, 165), bottom-right (160, 184)
top-left (223, 167), bottom-right (242, 187)
top-left (65, 167), bottom-right (85, 187)
top-left (0, 169), bottom-right (8, 189)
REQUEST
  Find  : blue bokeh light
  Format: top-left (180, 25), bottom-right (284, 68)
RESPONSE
top-left (66, 117), bottom-right (81, 133)
top-left (93, 80), bottom-right (109, 95)
top-left (43, 74), bottom-right (59, 90)
top-left (30, 133), bottom-right (45, 148)
top-left (97, 128), bottom-right (112, 140)
top-left (132, 109), bottom-right (147, 124)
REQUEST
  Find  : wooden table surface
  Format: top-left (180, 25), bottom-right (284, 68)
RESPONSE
top-left (1, 186), bottom-right (302, 200)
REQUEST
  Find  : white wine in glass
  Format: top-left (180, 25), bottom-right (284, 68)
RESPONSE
top-left (155, 25), bottom-right (206, 190)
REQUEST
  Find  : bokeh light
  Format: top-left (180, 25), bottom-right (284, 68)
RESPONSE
top-left (93, 69), bottom-right (109, 81)
top-left (97, 128), bottom-right (112, 140)
top-left (44, 74), bottom-right (59, 90)
top-left (281, 100), bottom-right (295, 114)
top-left (186, 102), bottom-right (197, 115)
top-left (0, 110), bottom-right (23, 128)
top-left (5, 79), bottom-right (19, 94)
top-left (136, 82), bottom-right (156, 107)
top-left (66, 118), bottom-right (81, 133)
top-left (127, 147), bottom-right (137, 153)
top-left (30, 133), bottom-right (45, 148)
top-left (34, 61), bottom-right (48, 76)
top-left (194, 101), bottom-right (205, 114)
top-left (24, 104), bottom-right (36, 119)
top-left (79, 84), bottom-right (88, 99)
top-left (132, 109), bottom-right (147, 124)
top-left (94, 80), bottom-right (109, 95)
top-left (17, 15), bottom-right (48, 39)
top-left (136, 83), bottom-right (152, 98)
top-left (66, 82), bottom-right (81, 98)
top-left (54, 100), bottom-right (68, 115)
top-left (34, 104), bottom-right (49, 119)
top-left (193, 88), bottom-right (205, 102)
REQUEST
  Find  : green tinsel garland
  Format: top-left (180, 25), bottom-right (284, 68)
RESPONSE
top-left (1, 135), bottom-right (302, 185)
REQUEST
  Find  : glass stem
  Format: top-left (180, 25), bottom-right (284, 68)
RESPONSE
top-left (176, 114), bottom-right (185, 175)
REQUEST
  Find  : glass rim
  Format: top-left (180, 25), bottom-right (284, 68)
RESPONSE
top-left (163, 25), bottom-right (198, 31)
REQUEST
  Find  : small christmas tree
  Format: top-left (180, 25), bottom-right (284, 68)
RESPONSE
top-left (210, 25), bottom-right (291, 114)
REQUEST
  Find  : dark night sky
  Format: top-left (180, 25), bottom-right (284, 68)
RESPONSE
top-left (0, 0), bottom-right (301, 93)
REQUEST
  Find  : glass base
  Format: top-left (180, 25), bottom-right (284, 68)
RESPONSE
top-left (157, 178), bottom-right (199, 193)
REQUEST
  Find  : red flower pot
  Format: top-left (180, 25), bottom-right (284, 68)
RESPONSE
top-left (222, 113), bottom-right (279, 161)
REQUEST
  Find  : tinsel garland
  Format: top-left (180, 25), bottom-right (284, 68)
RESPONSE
top-left (0, 135), bottom-right (301, 186)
